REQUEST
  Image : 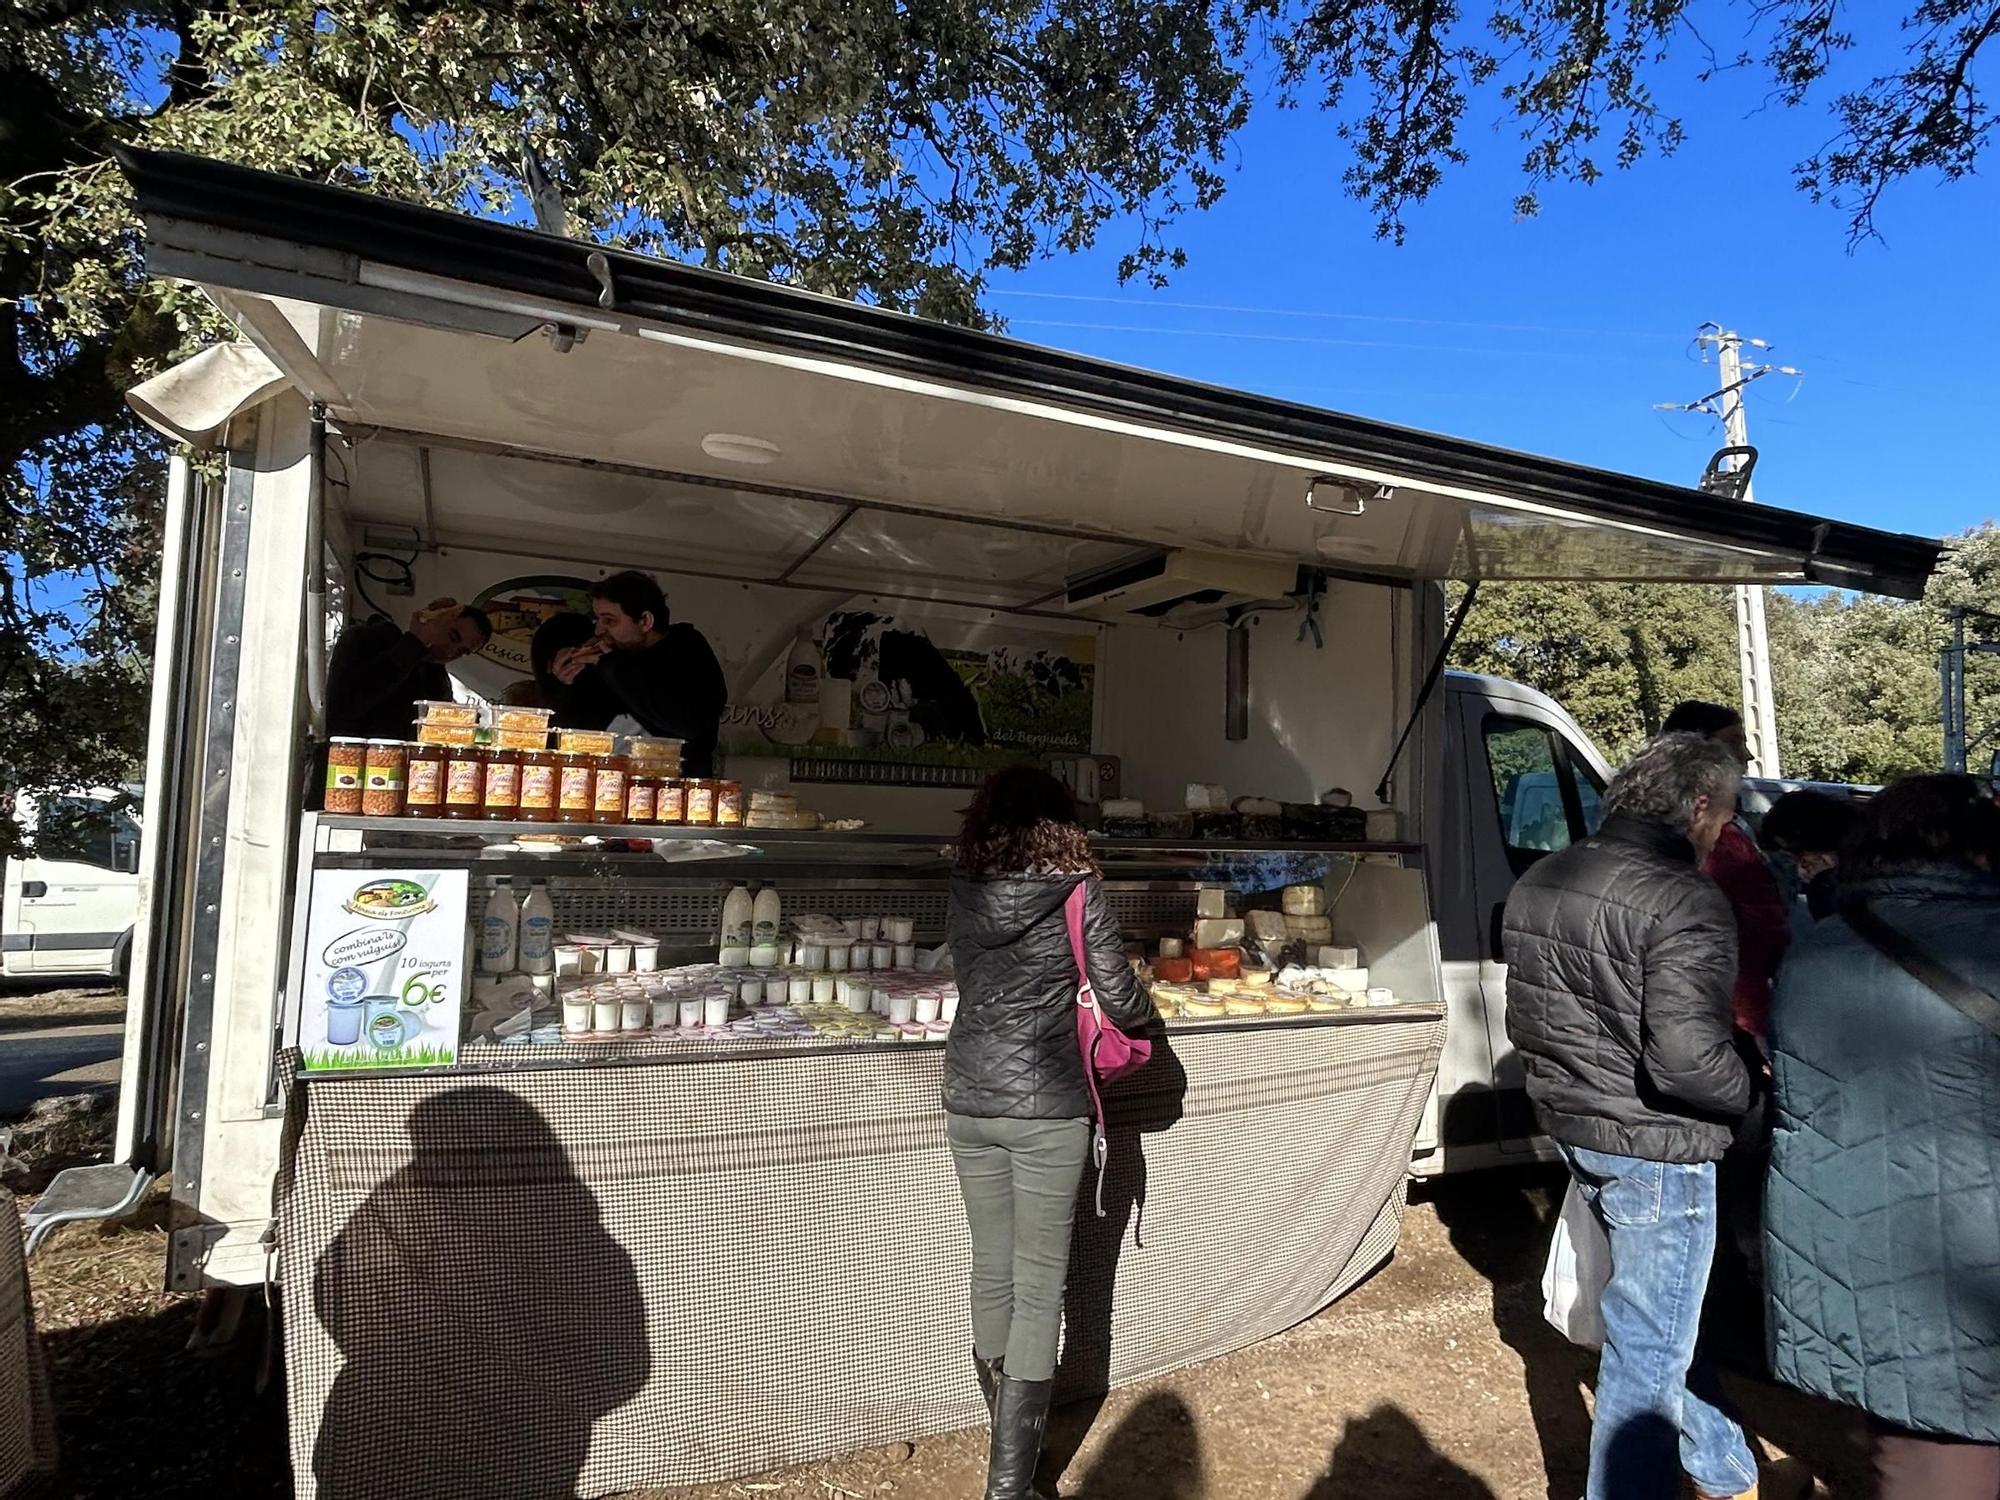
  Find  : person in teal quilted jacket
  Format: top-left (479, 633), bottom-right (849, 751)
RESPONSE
top-left (1765, 774), bottom-right (2000, 1500)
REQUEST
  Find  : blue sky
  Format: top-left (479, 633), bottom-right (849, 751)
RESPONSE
top-left (980, 33), bottom-right (1998, 546)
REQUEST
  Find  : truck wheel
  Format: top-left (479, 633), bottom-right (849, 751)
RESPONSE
top-left (113, 930), bottom-right (133, 983)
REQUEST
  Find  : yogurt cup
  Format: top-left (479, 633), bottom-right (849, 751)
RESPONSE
top-left (562, 997), bottom-right (592, 1034)
top-left (894, 943), bottom-right (917, 968)
top-left (679, 997), bottom-right (704, 1027)
top-left (914, 990), bottom-right (942, 1025)
top-left (591, 998), bottom-right (621, 1033)
top-left (718, 945), bottom-right (750, 967)
top-left (704, 991), bottom-right (730, 1026)
top-left (620, 997), bottom-right (649, 1032)
top-left (632, 942), bottom-right (659, 973)
top-left (869, 943), bottom-right (894, 969)
top-left (885, 916), bottom-right (915, 943)
top-left (825, 941), bottom-right (852, 972)
top-left (858, 916), bottom-right (881, 941)
top-left (888, 991), bottom-right (916, 1025)
top-left (812, 974), bottom-right (837, 1004)
top-left (605, 944), bottom-right (634, 975)
top-left (788, 974), bottom-right (813, 1004)
top-left (797, 943), bottom-right (827, 970)
top-left (650, 997), bottom-right (678, 1030)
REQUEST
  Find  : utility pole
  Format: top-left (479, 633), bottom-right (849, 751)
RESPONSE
top-left (1659, 325), bottom-right (1798, 777)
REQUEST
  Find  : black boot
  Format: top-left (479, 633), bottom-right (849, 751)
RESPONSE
top-left (983, 1375), bottom-right (1054, 1500)
top-left (974, 1351), bottom-right (1005, 1419)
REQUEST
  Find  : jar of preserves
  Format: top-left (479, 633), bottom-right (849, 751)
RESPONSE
top-left (656, 777), bottom-right (687, 826)
top-left (324, 738), bottom-right (367, 814)
top-left (592, 753), bottom-right (629, 824)
top-left (441, 744), bottom-right (485, 820)
top-left (517, 748), bottom-right (558, 820)
top-left (684, 778), bottom-right (718, 827)
top-left (482, 746), bottom-right (522, 820)
top-left (624, 770), bottom-right (658, 824)
top-left (362, 740), bottom-right (407, 817)
top-left (405, 742), bottom-right (445, 816)
top-left (715, 780), bottom-right (745, 828)
top-left (556, 751), bottom-right (595, 825)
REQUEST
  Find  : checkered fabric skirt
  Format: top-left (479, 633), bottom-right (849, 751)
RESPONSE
top-left (1, 1216), bottom-right (57, 1497)
top-left (280, 1014), bottom-right (1443, 1499)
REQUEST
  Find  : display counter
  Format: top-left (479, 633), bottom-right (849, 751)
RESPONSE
top-left (277, 816), bottom-right (1447, 1497)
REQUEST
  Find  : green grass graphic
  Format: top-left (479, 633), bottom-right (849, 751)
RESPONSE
top-left (302, 1044), bottom-right (457, 1072)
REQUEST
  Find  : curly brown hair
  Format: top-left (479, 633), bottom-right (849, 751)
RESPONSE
top-left (954, 766), bottom-right (1101, 877)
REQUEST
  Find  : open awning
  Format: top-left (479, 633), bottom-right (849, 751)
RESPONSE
top-left (117, 149), bottom-right (1943, 604)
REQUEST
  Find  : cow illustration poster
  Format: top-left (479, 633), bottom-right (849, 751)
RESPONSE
top-left (721, 605), bottom-right (1099, 774)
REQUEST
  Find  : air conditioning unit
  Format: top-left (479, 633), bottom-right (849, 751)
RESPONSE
top-left (1064, 549), bottom-right (1303, 623)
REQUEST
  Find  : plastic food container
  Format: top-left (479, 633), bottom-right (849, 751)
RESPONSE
top-left (414, 699), bottom-right (479, 727)
top-left (414, 721), bottom-right (479, 747)
top-left (556, 728), bottom-right (617, 756)
top-left (490, 705), bottom-right (555, 734)
top-left (492, 726), bottom-right (551, 751)
top-left (324, 738), bottom-right (367, 814)
top-left (625, 735), bottom-right (683, 763)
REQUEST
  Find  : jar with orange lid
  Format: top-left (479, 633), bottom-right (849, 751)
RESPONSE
top-left (624, 769), bottom-right (659, 824)
top-left (482, 746), bottom-right (522, 820)
top-left (555, 751), bottom-right (595, 825)
top-left (715, 780), bottom-right (745, 828)
top-left (517, 748), bottom-right (558, 820)
top-left (591, 753), bottom-right (630, 824)
top-left (441, 744), bottom-right (485, 820)
top-left (684, 778), bottom-right (718, 827)
top-left (656, 777), bottom-right (687, 826)
top-left (405, 742), bottom-right (444, 816)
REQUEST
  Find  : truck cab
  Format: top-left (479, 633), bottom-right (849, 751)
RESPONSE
top-left (2, 789), bottom-right (143, 981)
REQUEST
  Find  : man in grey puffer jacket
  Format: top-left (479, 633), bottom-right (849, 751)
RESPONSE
top-left (1504, 732), bottom-right (1762, 1500)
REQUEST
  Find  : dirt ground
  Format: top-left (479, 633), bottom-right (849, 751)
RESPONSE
top-left (15, 1162), bottom-right (1874, 1500)
top-left (0, 984), bottom-right (124, 1031)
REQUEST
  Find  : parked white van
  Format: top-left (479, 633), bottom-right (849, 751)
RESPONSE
top-left (1, 789), bottom-right (143, 981)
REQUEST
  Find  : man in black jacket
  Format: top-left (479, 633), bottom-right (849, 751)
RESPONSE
top-left (1503, 732), bottom-right (1762, 1500)
top-left (552, 571), bottom-right (728, 776)
top-left (325, 602), bottom-right (492, 741)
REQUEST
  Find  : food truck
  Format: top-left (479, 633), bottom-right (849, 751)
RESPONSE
top-left (29, 148), bottom-right (1941, 1497)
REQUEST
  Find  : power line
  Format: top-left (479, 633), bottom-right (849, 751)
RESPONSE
top-left (1008, 317), bottom-right (1659, 362)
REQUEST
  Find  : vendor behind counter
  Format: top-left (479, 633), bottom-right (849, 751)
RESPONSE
top-left (549, 571), bottom-right (728, 777)
top-left (325, 601), bottom-right (492, 740)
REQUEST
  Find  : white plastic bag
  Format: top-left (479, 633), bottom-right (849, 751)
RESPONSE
top-left (1540, 1177), bottom-right (1609, 1348)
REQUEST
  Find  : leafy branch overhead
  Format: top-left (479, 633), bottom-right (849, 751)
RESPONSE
top-left (1, 0), bottom-right (1992, 850)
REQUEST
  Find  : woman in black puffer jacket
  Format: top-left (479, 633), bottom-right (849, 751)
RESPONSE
top-left (945, 767), bottom-right (1159, 1500)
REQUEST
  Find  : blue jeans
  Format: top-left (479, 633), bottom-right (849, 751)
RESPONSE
top-left (1562, 1145), bottom-right (1758, 1500)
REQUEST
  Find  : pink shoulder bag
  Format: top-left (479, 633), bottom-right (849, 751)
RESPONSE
top-left (1064, 881), bottom-right (1152, 1216)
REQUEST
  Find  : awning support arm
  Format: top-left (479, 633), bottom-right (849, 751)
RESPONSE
top-left (1374, 581), bottom-right (1479, 806)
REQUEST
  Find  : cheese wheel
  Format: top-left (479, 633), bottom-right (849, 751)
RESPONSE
top-left (1265, 996), bottom-right (1310, 1015)
top-left (1281, 884), bottom-right (1328, 917)
top-left (1182, 996), bottom-right (1227, 1019)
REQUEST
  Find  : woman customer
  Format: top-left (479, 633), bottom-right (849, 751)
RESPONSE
top-left (1765, 775), bottom-right (2000, 1499)
top-left (945, 767), bottom-right (1160, 1500)
top-left (1756, 788), bottom-right (1862, 930)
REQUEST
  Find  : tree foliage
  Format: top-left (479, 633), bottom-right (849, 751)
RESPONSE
top-left (3, 0), bottom-right (1994, 853)
top-left (1450, 524), bottom-right (2000, 783)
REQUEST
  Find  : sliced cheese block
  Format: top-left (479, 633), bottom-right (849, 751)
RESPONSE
top-left (1325, 966), bottom-right (1370, 993)
top-left (1239, 968), bottom-right (1273, 988)
top-left (1315, 945), bottom-right (1361, 969)
top-left (1246, 910), bottom-right (1289, 942)
top-left (1281, 884), bottom-right (1328, 917)
top-left (1192, 918), bottom-right (1245, 949)
top-left (1184, 782), bottom-right (1229, 812)
top-left (1284, 914), bottom-right (1334, 942)
top-left (1195, 886), bottom-right (1229, 920)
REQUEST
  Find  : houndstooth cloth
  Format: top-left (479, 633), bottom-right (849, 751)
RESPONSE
top-left (1, 1214), bottom-right (57, 1497)
top-left (280, 1013), bottom-right (1444, 1498)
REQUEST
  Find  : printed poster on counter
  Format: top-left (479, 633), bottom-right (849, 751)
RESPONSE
top-left (299, 869), bottom-right (468, 1071)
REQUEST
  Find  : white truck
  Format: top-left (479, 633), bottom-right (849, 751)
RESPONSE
top-left (2, 789), bottom-right (143, 981)
top-left (24, 149), bottom-right (1938, 1465)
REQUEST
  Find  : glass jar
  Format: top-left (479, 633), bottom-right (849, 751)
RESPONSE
top-left (684, 778), bottom-right (717, 827)
top-left (482, 746), bottom-right (522, 820)
top-left (556, 751), bottom-right (595, 825)
top-left (362, 740), bottom-right (407, 817)
top-left (517, 748), bottom-right (558, 820)
top-left (624, 771), bottom-right (658, 824)
top-left (441, 744), bottom-right (485, 820)
top-left (656, 777), bottom-right (687, 826)
top-left (592, 753), bottom-right (629, 824)
top-left (715, 780), bottom-right (745, 827)
top-left (405, 742), bottom-right (444, 816)
top-left (324, 737), bottom-right (367, 814)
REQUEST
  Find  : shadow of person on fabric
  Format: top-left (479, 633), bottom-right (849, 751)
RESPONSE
top-left (1421, 1164), bottom-right (1591, 1500)
top-left (1040, 1039), bottom-right (1190, 1491)
top-left (311, 1086), bottom-right (648, 1500)
top-left (1301, 1404), bottom-right (1498, 1500)
top-left (1069, 1390), bottom-right (1205, 1499)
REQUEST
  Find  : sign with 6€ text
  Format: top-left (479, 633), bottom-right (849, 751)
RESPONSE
top-left (299, 869), bottom-right (468, 1071)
